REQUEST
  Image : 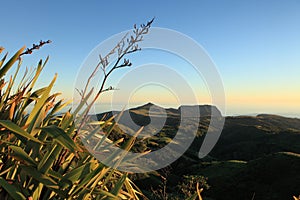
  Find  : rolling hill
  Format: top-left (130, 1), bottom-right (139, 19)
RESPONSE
top-left (95, 103), bottom-right (300, 199)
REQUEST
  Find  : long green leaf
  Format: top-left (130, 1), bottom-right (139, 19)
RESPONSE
top-left (16, 87), bottom-right (47, 120)
top-left (60, 111), bottom-right (73, 131)
top-left (0, 46), bottom-right (25, 78)
top-left (25, 74), bottom-right (57, 127)
top-left (41, 125), bottom-right (77, 152)
top-left (110, 173), bottom-right (127, 196)
top-left (59, 163), bottom-right (92, 189)
top-left (123, 177), bottom-right (143, 199)
top-left (48, 169), bottom-right (64, 180)
top-left (21, 166), bottom-right (68, 198)
top-left (0, 52), bottom-right (8, 68)
top-left (9, 145), bottom-right (37, 166)
top-left (29, 58), bottom-right (48, 92)
top-left (9, 58), bottom-right (22, 96)
top-left (37, 145), bottom-right (62, 174)
top-left (32, 183), bottom-right (43, 200)
top-left (70, 165), bottom-right (108, 197)
top-left (21, 165), bottom-right (59, 189)
top-left (44, 99), bottom-right (72, 123)
top-left (0, 177), bottom-right (26, 200)
top-left (103, 127), bottom-right (143, 168)
top-left (0, 120), bottom-right (41, 143)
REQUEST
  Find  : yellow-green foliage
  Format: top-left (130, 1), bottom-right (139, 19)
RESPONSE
top-left (0, 48), bottom-right (143, 200)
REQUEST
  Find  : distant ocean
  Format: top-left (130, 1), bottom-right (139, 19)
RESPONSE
top-left (25, 103), bottom-right (300, 119)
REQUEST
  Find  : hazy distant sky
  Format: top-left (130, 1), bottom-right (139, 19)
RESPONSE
top-left (1, 1), bottom-right (299, 116)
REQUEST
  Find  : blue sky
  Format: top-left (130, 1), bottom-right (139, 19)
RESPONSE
top-left (1, 1), bottom-right (300, 116)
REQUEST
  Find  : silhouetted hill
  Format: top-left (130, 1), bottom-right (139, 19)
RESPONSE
top-left (95, 103), bottom-right (300, 199)
top-left (96, 103), bottom-right (300, 160)
top-left (179, 104), bottom-right (222, 117)
top-left (96, 102), bottom-right (222, 121)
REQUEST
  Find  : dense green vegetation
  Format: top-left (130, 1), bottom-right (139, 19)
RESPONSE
top-left (0, 20), bottom-right (157, 199)
top-left (0, 46), bottom-right (149, 199)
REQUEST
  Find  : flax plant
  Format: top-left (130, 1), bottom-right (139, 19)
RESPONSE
top-left (0, 18), bottom-right (153, 200)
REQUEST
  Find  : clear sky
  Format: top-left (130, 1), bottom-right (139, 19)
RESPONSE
top-left (1, 0), bottom-right (299, 116)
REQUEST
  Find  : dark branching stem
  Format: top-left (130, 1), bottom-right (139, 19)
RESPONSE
top-left (73, 18), bottom-right (154, 139)
top-left (20, 40), bottom-right (52, 57)
top-left (58, 19), bottom-right (154, 174)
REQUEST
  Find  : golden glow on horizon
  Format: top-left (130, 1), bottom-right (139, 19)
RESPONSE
top-left (225, 90), bottom-right (300, 115)
top-left (227, 90), bottom-right (300, 105)
top-left (69, 85), bottom-right (299, 115)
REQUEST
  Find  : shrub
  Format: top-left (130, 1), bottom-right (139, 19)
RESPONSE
top-left (178, 175), bottom-right (209, 199)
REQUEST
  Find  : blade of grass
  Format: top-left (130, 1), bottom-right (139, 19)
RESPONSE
top-left (21, 165), bottom-right (59, 189)
top-left (0, 46), bottom-right (25, 79)
top-left (69, 165), bottom-right (108, 197)
top-left (110, 173), bottom-right (127, 197)
top-left (40, 125), bottom-right (77, 153)
top-left (0, 52), bottom-right (8, 68)
top-left (28, 57), bottom-right (49, 92)
top-left (25, 74), bottom-right (57, 127)
top-left (0, 177), bottom-right (26, 200)
top-left (9, 145), bottom-right (37, 166)
top-left (37, 144), bottom-right (62, 174)
top-left (59, 162), bottom-right (92, 189)
top-left (0, 120), bottom-right (41, 143)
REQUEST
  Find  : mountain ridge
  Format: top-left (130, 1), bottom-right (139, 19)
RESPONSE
top-left (96, 102), bottom-right (299, 120)
top-left (92, 102), bottom-right (300, 199)
top-left (96, 102), bottom-right (223, 120)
